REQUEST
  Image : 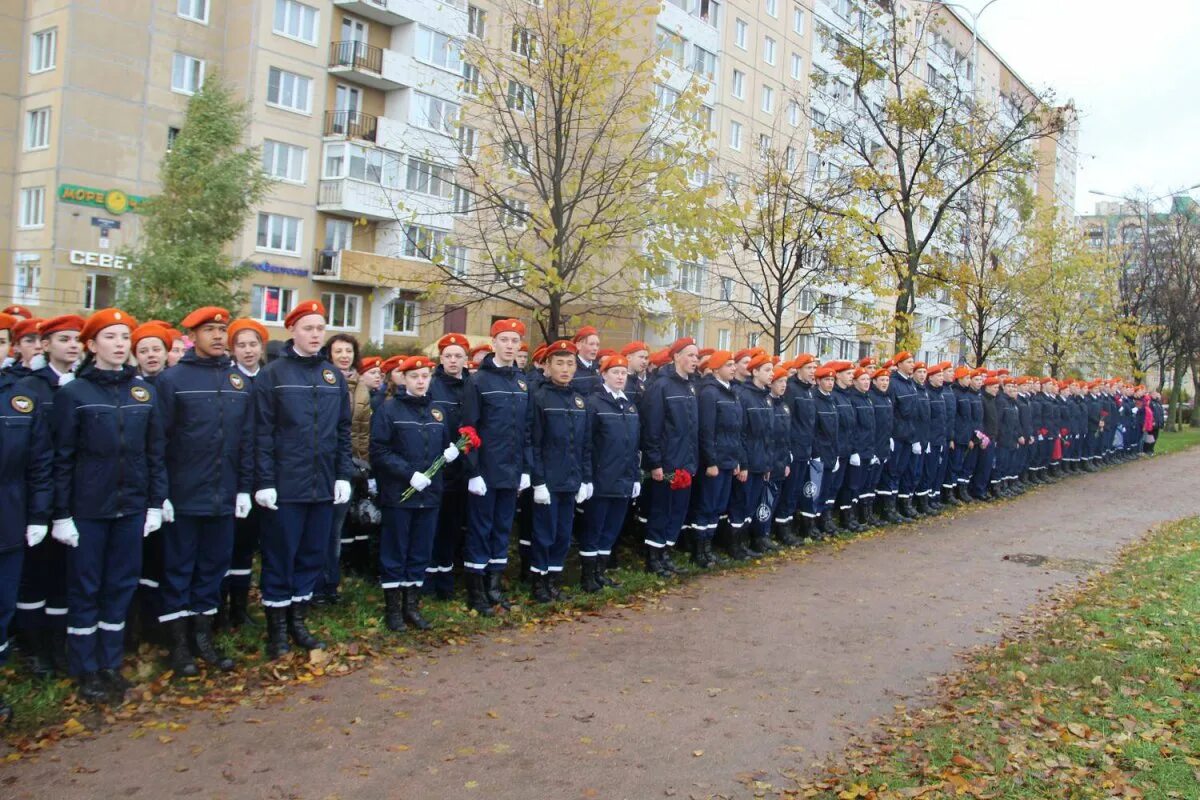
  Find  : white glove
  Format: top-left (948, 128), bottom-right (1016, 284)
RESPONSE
top-left (255, 488), bottom-right (279, 510)
top-left (26, 524), bottom-right (48, 547)
top-left (161, 499), bottom-right (175, 523)
top-left (812, 457), bottom-right (822, 464)
top-left (575, 483), bottom-right (593, 504)
top-left (235, 493), bottom-right (252, 519)
top-left (849, 453), bottom-right (861, 467)
top-left (144, 508), bottom-right (163, 538)
top-left (924, 443), bottom-right (931, 454)
top-left (409, 472), bottom-right (432, 492)
top-left (631, 482), bottom-right (641, 499)
top-left (870, 455), bottom-right (880, 465)
top-left (443, 444), bottom-right (460, 463)
top-left (519, 473), bottom-right (531, 492)
top-left (367, 478), bottom-right (377, 495)
top-left (468, 476), bottom-right (487, 496)
top-left (832, 457), bottom-right (840, 473)
top-left (334, 479), bottom-right (352, 504)
top-left (51, 518), bottom-right (79, 548)
top-left (584, 482), bottom-right (594, 501)
top-left (1037, 435), bottom-right (1043, 441)
top-left (534, 484), bottom-right (552, 504)
top-left (889, 438), bottom-right (894, 452)
top-left (911, 442), bottom-right (922, 454)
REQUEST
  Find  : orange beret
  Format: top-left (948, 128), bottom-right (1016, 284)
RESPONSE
top-left (858, 357), bottom-right (876, 368)
top-left (3, 305), bottom-right (33, 319)
top-left (995, 368), bottom-right (1010, 376)
top-left (669, 337), bottom-right (697, 355)
top-left (598, 348), bottom-right (616, 359)
top-left (600, 354), bottom-right (629, 372)
top-left (399, 355), bottom-right (434, 372)
top-left (814, 365), bottom-right (836, 379)
top-left (649, 348), bottom-right (672, 367)
top-left (954, 366), bottom-right (972, 380)
top-left (469, 343), bottom-right (493, 358)
top-left (436, 333), bottom-right (469, 352)
top-left (853, 367), bottom-right (870, 379)
top-left (983, 376), bottom-right (1000, 386)
top-left (131, 323), bottom-right (173, 350)
top-left (733, 348), bottom-right (755, 362)
top-left (380, 355), bottom-right (405, 375)
top-left (747, 353), bottom-right (772, 371)
top-left (893, 351), bottom-right (913, 364)
top-left (12, 317), bottom-right (44, 340)
top-left (912, 361), bottom-right (926, 371)
top-left (621, 341), bottom-right (649, 356)
top-left (793, 353), bottom-right (816, 368)
top-left (1041, 376), bottom-right (1056, 385)
top-left (772, 366), bottom-right (790, 382)
top-left (932, 361), bottom-right (953, 373)
top-left (228, 318), bottom-right (268, 344)
top-left (81, 308), bottom-right (138, 344)
top-left (490, 318), bottom-right (526, 338)
top-left (872, 368), bottom-right (890, 380)
top-left (180, 306), bottom-right (231, 329)
top-left (699, 347), bottom-right (714, 358)
top-left (0, 312), bottom-right (16, 332)
top-left (573, 325), bottom-right (598, 342)
top-left (882, 358), bottom-right (895, 369)
top-left (532, 345), bottom-right (548, 362)
top-left (708, 349), bottom-right (733, 368)
top-left (285, 299), bottom-right (326, 329)
top-left (39, 315), bottom-right (85, 337)
top-left (359, 356), bottom-right (383, 372)
top-left (546, 339), bottom-right (578, 357)
top-left (828, 360), bottom-right (854, 373)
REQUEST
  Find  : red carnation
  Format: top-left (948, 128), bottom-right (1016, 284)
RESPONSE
top-left (669, 468), bottom-right (692, 490)
top-left (458, 426), bottom-right (482, 453)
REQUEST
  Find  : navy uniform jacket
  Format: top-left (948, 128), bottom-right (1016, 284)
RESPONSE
top-left (586, 388), bottom-right (640, 498)
top-left (997, 394), bottom-right (1020, 448)
top-left (831, 385), bottom-right (858, 458)
top-left (734, 381), bottom-right (774, 475)
top-left (848, 387), bottom-right (877, 460)
top-left (699, 375), bottom-right (745, 471)
top-left (912, 382), bottom-right (932, 446)
top-left (980, 392), bottom-right (999, 440)
top-left (570, 357), bottom-right (602, 396)
top-left (52, 364), bottom-right (167, 520)
top-left (17, 365), bottom-right (71, 412)
top-left (887, 371), bottom-right (920, 442)
top-left (529, 381), bottom-right (591, 493)
top-left (625, 372), bottom-right (647, 408)
top-left (369, 391), bottom-right (451, 509)
top-left (1018, 394), bottom-right (1033, 442)
top-left (253, 343), bottom-right (353, 503)
top-left (640, 364), bottom-right (699, 476)
top-left (951, 384), bottom-right (976, 444)
top-left (1151, 398), bottom-right (1165, 429)
top-left (155, 351), bottom-right (254, 517)
top-left (429, 365), bottom-right (467, 482)
top-left (811, 388), bottom-right (839, 464)
top-left (461, 353), bottom-right (531, 490)
top-left (1, 373), bottom-right (52, 551)
top-left (968, 387), bottom-right (984, 438)
top-left (769, 394), bottom-right (792, 477)
top-left (1085, 393), bottom-right (1102, 434)
top-left (785, 377), bottom-right (816, 462)
top-left (926, 383), bottom-right (947, 445)
top-left (868, 387), bottom-right (893, 458)
top-left (940, 383), bottom-right (957, 444)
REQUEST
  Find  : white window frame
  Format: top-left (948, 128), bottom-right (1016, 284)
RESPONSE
top-left (262, 140), bottom-right (307, 184)
top-left (266, 67), bottom-right (313, 115)
top-left (766, 0), bottom-right (778, 17)
top-left (388, 295), bottom-right (420, 335)
top-left (30, 28), bottom-right (56, 73)
top-left (788, 101), bottom-right (800, 126)
top-left (171, 53), bottom-right (205, 95)
top-left (13, 254), bottom-right (41, 304)
top-left (761, 85), bottom-right (774, 113)
top-left (406, 157), bottom-right (456, 198)
top-left (250, 284), bottom-right (298, 325)
top-left (177, 0), bottom-right (208, 24)
top-left (401, 224), bottom-right (452, 262)
top-left (793, 5), bottom-right (805, 33)
top-left (18, 187), bottom-right (45, 230)
top-left (729, 120), bottom-right (742, 151)
top-left (256, 212), bottom-right (303, 256)
top-left (731, 69), bottom-right (745, 99)
top-left (506, 80), bottom-right (534, 113)
top-left (716, 329), bottom-right (731, 350)
top-left (321, 291), bottom-right (361, 331)
top-left (763, 36), bottom-right (776, 65)
top-left (734, 18), bottom-right (748, 50)
top-left (411, 91), bottom-right (460, 135)
top-left (467, 5), bottom-right (487, 37)
top-left (416, 25), bottom-right (464, 74)
top-left (25, 107), bottom-right (50, 151)
top-left (273, 0), bottom-right (319, 45)
top-left (791, 52), bottom-right (803, 80)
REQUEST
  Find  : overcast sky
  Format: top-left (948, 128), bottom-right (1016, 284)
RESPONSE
top-left (950, 0), bottom-right (1200, 216)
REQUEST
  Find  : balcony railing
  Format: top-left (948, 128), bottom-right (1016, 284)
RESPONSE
top-left (324, 110), bottom-right (378, 141)
top-left (318, 180), bottom-right (345, 206)
top-left (329, 40), bottom-right (383, 73)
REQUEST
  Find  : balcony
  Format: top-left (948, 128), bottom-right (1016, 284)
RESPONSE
top-left (318, 178), bottom-right (401, 221)
top-left (324, 110), bottom-right (378, 141)
top-left (313, 248), bottom-right (437, 287)
top-left (328, 41), bottom-right (405, 90)
top-left (332, 0), bottom-right (406, 25)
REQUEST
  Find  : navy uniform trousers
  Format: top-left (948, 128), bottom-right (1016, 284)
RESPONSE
top-left (530, 491), bottom-right (576, 575)
top-left (580, 496), bottom-right (630, 559)
top-left (380, 506), bottom-right (439, 588)
top-left (0, 548), bottom-right (22, 666)
top-left (67, 515), bottom-right (144, 675)
top-left (465, 489), bottom-right (518, 574)
top-left (644, 479), bottom-right (691, 549)
top-left (261, 502), bottom-right (332, 607)
top-left (159, 515), bottom-right (235, 622)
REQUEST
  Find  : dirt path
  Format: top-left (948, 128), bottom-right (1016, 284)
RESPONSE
top-left (5, 449), bottom-right (1197, 800)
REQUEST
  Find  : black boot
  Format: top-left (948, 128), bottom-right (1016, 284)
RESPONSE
top-left (857, 502), bottom-right (872, 528)
top-left (26, 628), bottom-right (56, 678)
top-left (596, 555), bottom-right (620, 587)
top-left (548, 573), bottom-right (564, 601)
top-left (98, 668), bottom-right (131, 704)
top-left (76, 671), bottom-right (109, 704)
top-left (287, 603), bottom-right (325, 651)
top-left (228, 586), bottom-right (253, 629)
top-left (926, 492), bottom-right (943, 513)
top-left (818, 509), bottom-right (836, 535)
top-left (901, 497), bottom-right (920, 519)
top-left (485, 572), bottom-right (511, 610)
top-left (580, 557), bottom-right (603, 592)
top-left (50, 626), bottom-right (70, 675)
top-left (775, 520), bottom-right (801, 547)
top-left (191, 615), bottom-right (235, 672)
top-left (942, 486), bottom-right (960, 507)
top-left (402, 587), bottom-right (432, 630)
top-left (881, 497), bottom-right (903, 524)
top-left (531, 574), bottom-right (553, 603)
top-left (659, 546), bottom-right (681, 575)
top-left (465, 574), bottom-right (494, 616)
top-left (913, 495), bottom-right (928, 516)
top-left (740, 527), bottom-right (763, 557)
top-left (644, 546), bottom-right (666, 576)
top-left (264, 607), bottom-right (290, 659)
top-left (797, 515), bottom-right (814, 541)
top-left (167, 618), bottom-right (199, 677)
top-left (384, 588), bottom-right (405, 632)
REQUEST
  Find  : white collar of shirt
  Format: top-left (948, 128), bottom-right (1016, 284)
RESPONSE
top-left (579, 358), bottom-right (593, 368)
top-left (237, 363), bottom-right (260, 378)
top-left (604, 385), bottom-right (626, 401)
top-left (716, 378), bottom-right (731, 390)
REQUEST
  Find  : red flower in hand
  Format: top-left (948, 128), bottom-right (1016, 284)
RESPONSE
top-left (669, 468), bottom-right (692, 490)
top-left (458, 426), bottom-right (482, 453)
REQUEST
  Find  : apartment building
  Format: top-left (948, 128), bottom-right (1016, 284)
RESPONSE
top-left (3, 0), bottom-right (1076, 357)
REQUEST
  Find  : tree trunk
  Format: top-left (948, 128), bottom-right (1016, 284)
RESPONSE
top-left (1168, 353), bottom-right (1186, 433)
top-left (1191, 356), bottom-right (1200, 427)
top-left (893, 271), bottom-right (915, 352)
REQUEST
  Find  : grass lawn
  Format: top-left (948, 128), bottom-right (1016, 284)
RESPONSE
top-left (1154, 426), bottom-right (1200, 456)
top-left (792, 515), bottom-right (1200, 800)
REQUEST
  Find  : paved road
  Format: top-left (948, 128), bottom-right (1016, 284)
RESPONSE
top-left (5, 448), bottom-right (1197, 800)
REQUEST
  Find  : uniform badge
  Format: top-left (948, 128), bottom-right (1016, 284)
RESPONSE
top-left (574, 396), bottom-right (585, 409)
top-left (431, 408), bottom-right (444, 422)
top-left (229, 374), bottom-right (245, 390)
top-left (783, 405), bottom-right (791, 414)
top-left (689, 386), bottom-right (696, 395)
top-left (322, 369), bottom-right (337, 385)
top-left (130, 386), bottom-right (151, 403)
top-left (628, 405), bottom-right (637, 413)
top-left (10, 395), bottom-right (33, 413)
top-left (803, 481), bottom-right (817, 498)
top-left (517, 380), bottom-right (528, 391)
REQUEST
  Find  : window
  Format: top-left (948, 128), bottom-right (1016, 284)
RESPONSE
top-left (262, 140), bottom-right (307, 183)
top-left (655, 83), bottom-right (679, 113)
top-left (461, 62), bottom-right (480, 94)
top-left (267, 67), bottom-right (311, 113)
top-left (734, 18), bottom-right (748, 49)
top-left (729, 120), bottom-right (742, 150)
top-left (788, 101), bottom-right (800, 126)
top-left (171, 53), bottom-right (205, 94)
top-left (503, 139), bottom-right (529, 170)
top-left (321, 292), bottom-right (361, 330)
top-left (30, 28), bottom-right (56, 73)
top-left (445, 244), bottom-right (468, 276)
top-left (19, 187), bottom-right (45, 229)
top-left (251, 285), bottom-right (297, 324)
top-left (453, 185), bottom-right (471, 214)
top-left (791, 52), bottom-right (803, 80)
top-left (273, 0), bottom-right (318, 44)
top-left (765, 0), bottom-right (778, 17)
top-left (658, 26), bottom-right (686, 64)
top-left (416, 26), bottom-right (464, 73)
top-left (83, 274), bottom-right (116, 311)
top-left (24, 108), bottom-right (50, 150)
top-left (502, 198), bottom-right (528, 229)
top-left (178, 0), bottom-right (208, 23)
top-left (511, 25), bottom-right (535, 57)
top-left (458, 125), bottom-right (477, 157)
top-left (402, 224), bottom-right (451, 261)
top-left (691, 46), bottom-right (717, 81)
top-left (678, 261), bottom-right (704, 293)
top-left (717, 329), bottom-right (731, 350)
top-left (506, 80), bottom-right (534, 112)
top-left (761, 85), bottom-right (774, 113)
top-left (763, 36), bottom-right (776, 65)
top-left (13, 255), bottom-right (41, 303)
top-left (323, 143), bottom-right (394, 185)
top-left (758, 133), bottom-right (771, 155)
top-left (720, 277), bottom-right (734, 301)
top-left (324, 218), bottom-right (354, 250)
top-left (411, 91), bottom-right (460, 134)
top-left (406, 157), bottom-right (456, 198)
top-left (467, 5), bottom-right (486, 37)
top-left (798, 290), bottom-right (815, 311)
top-left (389, 296), bottom-right (420, 335)
top-left (748, 332), bottom-right (760, 348)
top-left (696, 104), bottom-right (714, 131)
top-left (167, 126), bottom-right (181, 151)
top-left (792, 5), bottom-right (805, 34)
top-left (256, 213), bottom-right (302, 254)
top-left (785, 146), bottom-right (797, 170)
top-left (731, 69), bottom-right (745, 99)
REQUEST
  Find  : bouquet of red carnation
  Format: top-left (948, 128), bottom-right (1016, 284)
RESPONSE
top-left (400, 426), bottom-right (483, 502)
top-left (669, 468), bottom-right (692, 490)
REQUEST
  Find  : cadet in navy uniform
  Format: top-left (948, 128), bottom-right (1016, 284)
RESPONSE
top-left (922, 363), bottom-right (948, 513)
top-left (730, 354), bottom-right (777, 553)
top-left (783, 355), bottom-right (819, 537)
top-left (971, 376), bottom-right (1001, 500)
top-left (933, 363), bottom-right (959, 508)
top-left (909, 363), bottom-right (933, 515)
top-left (811, 364), bottom-right (841, 535)
top-left (868, 368), bottom-right (896, 523)
top-left (252, 300), bottom-right (352, 659)
top-left (885, 353), bottom-right (922, 520)
top-left (570, 326), bottom-right (603, 396)
top-left (154, 307), bottom-right (253, 676)
top-left (370, 355), bottom-right (457, 632)
top-left (619, 341), bottom-right (650, 407)
top-left (694, 350), bottom-right (742, 562)
top-left (639, 338), bottom-right (700, 576)
top-left (581, 355), bottom-right (640, 591)
top-left (5, 316), bottom-right (44, 378)
top-left (461, 319), bottom-right (531, 615)
top-left (1, 356), bottom-right (53, 724)
top-left (821, 361), bottom-right (855, 533)
top-left (51, 308), bottom-right (167, 703)
top-left (15, 315), bottom-right (83, 676)
top-left (844, 367), bottom-right (877, 530)
top-left (426, 333), bottom-right (470, 600)
top-left (994, 378), bottom-right (1021, 498)
top-left (529, 341), bottom-right (592, 602)
top-left (762, 366), bottom-right (795, 545)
